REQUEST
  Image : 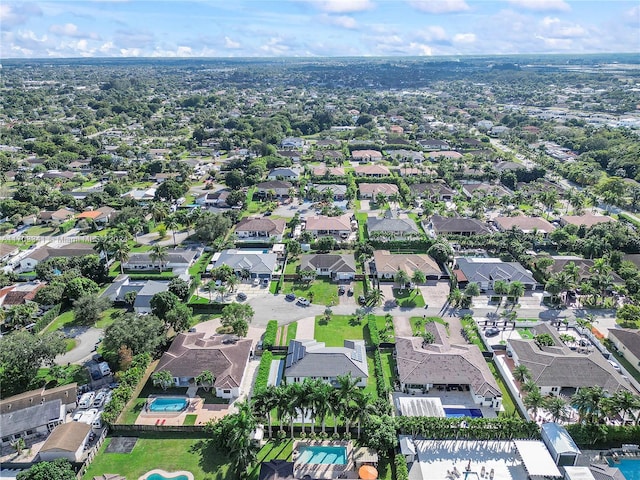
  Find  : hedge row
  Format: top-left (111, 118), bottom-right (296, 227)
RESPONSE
top-left (368, 316), bottom-right (380, 347)
top-left (394, 453), bottom-right (409, 480)
top-left (565, 424), bottom-right (640, 449)
top-left (263, 320), bottom-right (278, 350)
top-left (102, 353), bottom-right (151, 425)
top-left (34, 304), bottom-right (62, 333)
top-left (254, 350), bottom-right (273, 395)
top-left (372, 349), bottom-right (388, 399)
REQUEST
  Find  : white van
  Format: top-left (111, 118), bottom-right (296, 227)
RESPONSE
top-left (78, 392), bottom-right (95, 409)
top-left (98, 362), bottom-right (111, 377)
top-left (92, 412), bottom-right (102, 430)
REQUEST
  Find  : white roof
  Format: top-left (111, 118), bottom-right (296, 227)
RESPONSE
top-left (563, 467), bottom-right (596, 480)
top-left (514, 440), bottom-right (562, 478)
top-left (541, 422), bottom-right (581, 455)
top-left (399, 436), bottom-right (416, 455)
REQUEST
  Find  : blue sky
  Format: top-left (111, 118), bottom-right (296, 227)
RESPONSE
top-left (1, 1), bottom-right (639, 58)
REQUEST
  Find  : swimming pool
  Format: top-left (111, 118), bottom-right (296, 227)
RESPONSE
top-left (148, 397), bottom-right (189, 412)
top-left (146, 474), bottom-right (189, 480)
top-left (297, 446), bottom-right (347, 464)
top-left (608, 458), bottom-right (640, 480)
top-left (444, 408), bottom-right (483, 418)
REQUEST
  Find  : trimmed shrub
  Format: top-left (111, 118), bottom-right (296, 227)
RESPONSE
top-left (372, 349), bottom-right (387, 398)
top-left (34, 304), bottom-right (62, 333)
top-left (254, 350), bottom-right (273, 395)
top-left (102, 352), bottom-right (150, 425)
top-left (395, 453), bottom-right (409, 480)
top-left (368, 316), bottom-right (380, 347)
top-left (263, 320), bottom-right (278, 349)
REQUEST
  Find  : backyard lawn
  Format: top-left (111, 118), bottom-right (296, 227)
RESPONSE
top-left (248, 439), bottom-right (294, 480)
top-left (83, 434), bottom-right (231, 480)
top-left (283, 279), bottom-right (338, 306)
top-left (487, 362), bottom-right (519, 417)
top-left (409, 316), bottom-right (450, 335)
top-left (43, 307), bottom-right (124, 333)
top-left (314, 315), bottom-right (390, 347)
top-left (393, 288), bottom-right (426, 308)
top-left (24, 225), bottom-right (57, 236)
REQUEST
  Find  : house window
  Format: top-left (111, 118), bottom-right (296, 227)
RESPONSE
top-left (2, 437), bottom-right (9, 443)
top-left (323, 377), bottom-right (329, 381)
top-left (223, 389), bottom-right (230, 394)
top-left (26, 430), bottom-right (34, 435)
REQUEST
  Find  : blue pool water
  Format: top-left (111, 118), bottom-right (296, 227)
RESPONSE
top-left (608, 458), bottom-right (640, 480)
top-left (444, 408), bottom-right (483, 418)
top-left (148, 397), bottom-right (189, 412)
top-left (298, 446), bottom-right (347, 464)
top-left (146, 474), bottom-right (188, 480)
top-left (146, 475), bottom-right (188, 480)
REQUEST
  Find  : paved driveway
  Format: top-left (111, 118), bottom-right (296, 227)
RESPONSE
top-left (55, 326), bottom-right (103, 365)
top-left (419, 281), bottom-right (450, 311)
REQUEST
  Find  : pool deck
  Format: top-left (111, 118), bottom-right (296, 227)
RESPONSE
top-left (135, 396), bottom-right (230, 426)
top-left (138, 469), bottom-right (194, 480)
top-left (293, 440), bottom-right (353, 480)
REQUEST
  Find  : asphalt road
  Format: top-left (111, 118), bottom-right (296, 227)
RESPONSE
top-left (54, 326), bottom-right (103, 366)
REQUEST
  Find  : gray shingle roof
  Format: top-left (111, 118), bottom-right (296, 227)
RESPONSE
top-left (214, 250), bottom-right (278, 275)
top-left (431, 215), bottom-right (491, 235)
top-left (299, 254), bottom-right (356, 274)
top-left (367, 216), bottom-right (420, 235)
top-left (608, 329), bottom-right (640, 361)
top-left (455, 257), bottom-right (536, 285)
top-left (0, 400), bottom-right (63, 437)
top-left (285, 339), bottom-right (368, 379)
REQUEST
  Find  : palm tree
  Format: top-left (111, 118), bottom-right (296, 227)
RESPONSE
top-left (152, 370), bottom-right (174, 390)
top-left (521, 379), bottom-right (539, 395)
top-left (252, 385), bottom-right (279, 438)
top-left (127, 217), bottom-right (143, 243)
top-left (524, 390), bottom-right (544, 420)
top-left (513, 365), bottom-right (532, 384)
top-left (285, 383), bottom-right (302, 439)
top-left (609, 390), bottom-right (640, 425)
top-left (112, 238), bottom-right (131, 274)
top-left (411, 270), bottom-right (426, 287)
top-left (312, 381), bottom-right (334, 435)
top-left (93, 235), bottom-right (114, 264)
top-left (150, 244), bottom-right (169, 272)
top-left (148, 201), bottom-right (169, 223)
top-left (395, 268), bottom-right (410, 292)
top-left (572, 386), bottom-right (607, 423)
top-left (508, 281), bottom-right (525, 307)
top-left (545, 396), bottom-right (569, 423)
top-left (365, 288), bottom-right (384, 307)
top-left (493, 280), bottom-right (509, 307)
top-left (335, 373), bottom-right (360, 433)
top-left (164, 214), bottom-right (181, 247)
top-left (226, 274), bottom-right (239, 294)
top-left (195, 370), bottom-right (215, 392)
top-left (227, 400), bottom-right (258, 480)
top-left (205, 280), bottom-right (217, 302)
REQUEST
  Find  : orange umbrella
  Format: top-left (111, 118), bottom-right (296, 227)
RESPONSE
top-left (359, 465), bottom-right (378, 480)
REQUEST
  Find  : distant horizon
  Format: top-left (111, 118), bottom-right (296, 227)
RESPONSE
top-left (1, 1), bottom-right (638, 59)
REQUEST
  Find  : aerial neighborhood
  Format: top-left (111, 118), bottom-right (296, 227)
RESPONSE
top-left (1, 56), bottom-right (640, 480)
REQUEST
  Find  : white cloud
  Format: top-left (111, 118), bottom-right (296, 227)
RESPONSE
top-left (407, 42), bottom-right (433, 55)
top-left (508, 0), bottom-right (570, 12)
top-left (540, 17), bottom-right (586, 38)
top-left (320, 14), bottom-right (358, 29)
top-left (259, 37), bottom-right (291, 55)
top-left (417, 25), bottom-right (448, 42)
top-left (49, 23), bottom-right (100, 40)
top-left (408, 0), bottom-right (470, 14)
top-left (0, 3), bottom-right (42, 27)
top-left (453, 32), bottom-right (476, 44)
top-left (224, 36), bottom-right (241, 48)
top-left (310, 0), bottom-right (373, 13)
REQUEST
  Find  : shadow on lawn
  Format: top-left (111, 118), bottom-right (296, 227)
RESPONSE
top-left (190, 438), bottom-right (231, 479)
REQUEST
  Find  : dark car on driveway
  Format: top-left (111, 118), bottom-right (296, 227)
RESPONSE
top-left (236, 292), bottom-right (247, 301)
top-left (358, 295), bottom-right (366, 305)
top-left (485, 327), bottom-right (500, 337)
top-left (338, 286), bottom-right (345, 295)
top-left (285, 293), bottom-right (296, 302)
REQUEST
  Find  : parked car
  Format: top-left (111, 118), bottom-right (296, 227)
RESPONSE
top-left (285, 293), bottom-right (296, 302)
top-left (338, 286), bottom-right (345, 295)
top-left (347, 288), bottom-right (353, 296)
top-left (297, 297), bottom-right (310, 306)
top-left (93, 391), bottom-right (107, 408)
top-left (608, 360), bottom-right (621, 372)
top-left (252, 278), bottom-right (260, 286)
top-left (236, 292), bottom-right (247, 301)
top-left (262, 278), bottom-right (269, 286)
top-left (485, 327), bottom-right (500, 337)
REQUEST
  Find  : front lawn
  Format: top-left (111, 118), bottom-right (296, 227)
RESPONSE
top-left (24, 225), bottom-right (57, 236)
top-left (83, 434), bottom-right (231, 480)
top-left (409, 316), bottom-right (450, 335)
top-left (283, 279), bottom-right (338, 306)
top-left (43, 307), bottom-right (125, 333)
top-left (516, 328), bottom-right (534, 339)
top-left (393, 288), bottom-right (425, 308)
top-left (314, 314), bottom-right (389, 347)
top-left (36, 364), bottom-right (90, 388)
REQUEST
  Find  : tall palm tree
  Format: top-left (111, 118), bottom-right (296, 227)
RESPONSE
top-left (524, 390), bottom-right (544, 420)
top-left (365, 288), bottom-right (384, 307)
top-left (127, 217), bottom-right (143, 243)
top-left (164, 214), bottom-right (181, 247)
top-left (93, 234), bottom-right (114, 264)
top-left (148, 201), bottom-right (169, 223)
top-left (335, 374), bottom-right (360, 432)
top-left (312, 381), bottom-right (334, 435)
top-left (513, 365), bottom-right (532, 384)
top-left (150, 244), bottom-right (169, 273)
top-left (521, 379), bottom-right (539, 395)
top-left (493, 280), bottom-right (509, 307)
top-left (545, 396), bottom-right (570, 423)
top-left (112, 238), bottom-right (131, 274)
top-left (226, 274), bottom-right (239, 294)
top-left (395, 269), bottom-right (410, 292)
top-left (508, 281), bottom-right (525, 307)
top-left (227, 400), bottom-right (258, 480)
top-left (609, 390), bottom-right (640, 425)
top-left (252, 385), bottom-right (279, 438)
top-left (572, 386), bottom-right (607, 424)
top-left (285, 383), bottom-right (302, 439)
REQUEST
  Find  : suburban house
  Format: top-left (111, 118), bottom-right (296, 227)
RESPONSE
top-left (547, 257), bottom-right (624, 286)
top-left (39, 208), bottom-right (75, 225)
top-left (299, 253), bottom-right (357, 281)
top-left (18, 243), bottom-right (97, 272)
top-left (102, 275), bottom-right (171, 313)
top-left (418, 138), bottom-right (450, 150)
top-left (76, 207), bottom-right (116, 226)
top-left (121, 188), bottom-right (157, 202)
top-left (493, 216), bottom-right (556, 235)
top-left (234, 217), bottom-right (286, 243)
top-left (0, 243), bottom-right (19, 262)
top-left (316, 139), bottom-right (341, 149)
top-left (351, 150), bottom-right (383, 162)
top-left (38, 422), bottom-right (92, 463)
top-left (0, 383), bottom-right (77, 447)
top-left (461, 183), bottom-right (511, 199)
top-left (311, 165), bottom-right (345, 177)
top-left (428, 150), bottom-right (463, 160)
top-left (507, 324), bottom-right (626, 396)
top-left (429, 215), bottom-right (491, 236)
top-left (386, 150), bottom-right (424, 163)
top-left (354, 165), bottom-right (391, 177)
top-left (195, 190), bottom-right (231, 208)
top-left (395, 323), bottom-right (502, 411)
top-left (122, 248), bottom-right (199, 275)
top-left (367, 211), bottom-right (421, 240)
top-left (0, 281), bottom-right (44, 308)
top-left (410, 183), bottom-right (456, 201)
top-left (454, 257), bottom-right (537, 291)
top-left (256, 180), bottom-right (293, 198)
top-left (311, 184), bottom-right (348, 201)
top-left (281, 137), bottom-right (305, 149)
top-left (267, 167), bottom-right (301, 181)
top-left (284, 339), bottom-right (369, 388)
top-left (371, 250), bottom-right (444, 280)
top-left (212, 249), bottom-right (278, 279)
top-left (358, 183), bottom-right (399, 199)
top-left (154, 332), bottom-right (253, 399)
top-left (608, 329), bottom-right (640, 370)
top-left (304, 214), bottom-right (353, 239)
top-left (559, 214), bottom-right (616, 228)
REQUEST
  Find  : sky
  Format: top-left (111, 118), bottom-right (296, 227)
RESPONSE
top-left (1, 0), bottom-right (639, 58)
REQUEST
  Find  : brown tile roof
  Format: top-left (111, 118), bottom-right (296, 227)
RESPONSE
top-left (373, 250), bottom-right (442, 277)
top-left (494, 216), bottom-right (556, 234)
top-left (395, 323), bottom-right (501, 397)
top-left (235, 218), bottom-right (286, 235)
top-left (155, 333), bottom-right (252, 389)
top-left (358, 183), bottom-right (399, 196)
top-left (77, 211), bottom-right (102, 220)
top-left (352, 150), bottom-right (383, 160)
top-left (560, 214), bottom-right (615, 228)
top-left (40, 421), bottom-right (90, 453)
top-left (305, 214), bottom-right (352, 232)
top-left (0, 383), bottom-right (77, 414)
top-left (312, 165), bottom-right (345, 176)
top-left (354, 165), bottom-right (390, 175)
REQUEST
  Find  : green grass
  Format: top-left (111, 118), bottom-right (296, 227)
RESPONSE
top-left (23, 225), bottom-right (57, 236)
top-left (36, 364), bottom-right (90, 388)
top-left (285, 322), bottom-right (298, 344)
top-left (284, 258), bottom-right (299, 274)
top-left (65, 338), bottom-right (77, 351)
top-left (248, 439), bottom-right (293, 480)
top-left (516, 328), bottom-right (534, 339)
top-left (183, 414), bottom-right (198, 426)
top-left (409, 316), bottom-right (450, 335)
top-left (283, 279), bottom-right (338, 306)
top-left (407, 213), bottom-right (426, 235)
top-left (460, 316), bottom-right (486, 351)
top-left (356, 212), bottom-right (368, 241)
top-left (314, 314), bottom-right (389, 347)
top-left (488, 361), bottom-right (519, 417)
top-left (42, 309), bottom-right (74, 333)
top-left (380, 351), bottom-right (397, 390)
top-left (0, 240), bottom-right (36, 250)
top-left (189, 252), bottom-right (212, 276)
top-left (393, 288), bottom-right (426, 308)
top-left (43, 307), bottom-right (125, 334)
top-left (189, 295), bottom-right (210, 304)
top-left (83, 434), bottom-right (231, 480)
